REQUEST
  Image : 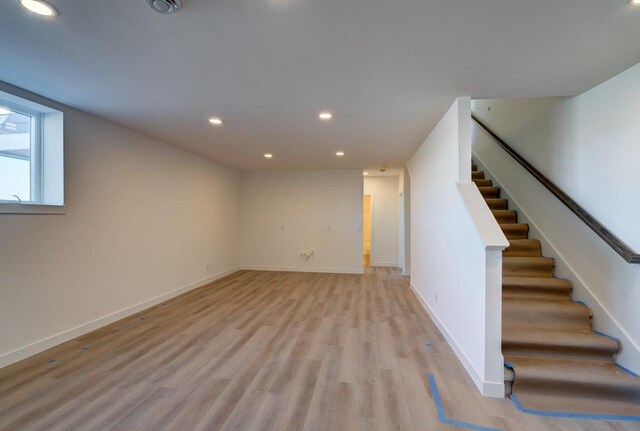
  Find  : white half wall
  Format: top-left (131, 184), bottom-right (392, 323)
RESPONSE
top-left (408, 97), bottom-right (507, 397)
top-left (472, 63), bottom-right (640, 372)
top-left (0, 82), bottom-right (242, 368)
top-left (364, 176), bottom-right (399, 267)
top-left (240, 169), bottom-right (363, 273)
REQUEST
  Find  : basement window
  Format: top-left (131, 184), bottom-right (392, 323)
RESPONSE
top-left (0, 89), bottom-right (64, 214)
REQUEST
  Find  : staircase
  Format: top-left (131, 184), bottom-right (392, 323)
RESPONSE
top-left (473, 163), bottom-right (640, 417)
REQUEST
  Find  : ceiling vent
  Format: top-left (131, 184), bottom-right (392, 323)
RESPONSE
top-left (146, 0), bottom-right (181, 14)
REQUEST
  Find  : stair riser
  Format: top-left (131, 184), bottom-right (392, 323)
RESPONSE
top-left (502, 286), bottom-right (571, 301)
top-left (485, 199), bottom-right (508, 210)
top-left (504, 241), bottom-right (541, 257)
top-left (511, 378), bottom-right (640, 401)
top-left (501, 225), bottom-right (529, 239)
top-left (473, 179), bottom-right (492, 187)
top-left (503, 307), bottom-right (591, 331)
top-left (501, 344), bottom-right (618, 362)
top-left (503, 263), bottom-right (554, 277)
top-left (479, 187), bottom-right (500, 198)
top-left (492, 210), bottom-right (517, 223)
top-left (503, 290), bottom-right (570, 301)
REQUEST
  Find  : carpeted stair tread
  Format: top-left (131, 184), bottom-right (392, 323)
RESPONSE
top-left (485, 198), bottom-right (508, 209)
top-left (503, 256), bottom-right (554, 277)
top-left (504, 357), bottom-right (640, 414)
top-left (500, 223), bottom-right (529, 239)
top-left (502, 276), bottom-right (572, 300)
top-left (472, 179), bottom-right (492, 187)
top-left (492, 209), bottom-right (517, 223)
top-left (504, 239), bottom-right (541, 257)
top-left (502, 328), bottom-right (619, 361)
top-left (478, 186), bottom-right (500, 198)
top-left (503, 298), bottom-right (591, 331)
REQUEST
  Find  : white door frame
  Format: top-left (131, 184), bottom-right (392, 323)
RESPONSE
top-left (363, 192), bottom-right (375, 267)
top-left (398, 191), bottom-right (405, 272)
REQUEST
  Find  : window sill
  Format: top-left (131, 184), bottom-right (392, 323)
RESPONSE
top-left (0, 203), bottom-right (66, 215)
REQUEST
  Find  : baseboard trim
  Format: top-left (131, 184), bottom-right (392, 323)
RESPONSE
top-left (410, 281), bottom-right (504, 398)
top-left (241, 265), bottom-right (364, 274)
top-left (371, 261), bottom-right (399, 268)
top-left (0, 266), bottom-right (242, 369)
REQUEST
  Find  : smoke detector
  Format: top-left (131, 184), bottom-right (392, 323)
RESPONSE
top-left (146, 0), bottom-right (181, 14)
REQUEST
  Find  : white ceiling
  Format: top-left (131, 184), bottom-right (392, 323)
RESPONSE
top-left (1, 0), bottom-right (639, 171)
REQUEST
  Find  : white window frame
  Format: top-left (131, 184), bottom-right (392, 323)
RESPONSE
top-left (0, 89), bottom-right (64, 214)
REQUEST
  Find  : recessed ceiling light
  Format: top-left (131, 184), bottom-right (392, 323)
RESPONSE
top-left (319, 111), bottom-right (333, 120)
top-left (18, 0), bottom-right (58, 17)
top-left (264, 153), bottom-right (273, 159)
top-left (208, 117), bottom-right (222, 125)
top-left (0, 107), bottom-right (11, 115)
top-left (336, 151), bottom-right (344, 156)
top-left (363, 172), bottom-right (369, 176)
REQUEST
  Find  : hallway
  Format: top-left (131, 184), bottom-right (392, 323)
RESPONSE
top-left (1, 269), bottom-right (635, 430)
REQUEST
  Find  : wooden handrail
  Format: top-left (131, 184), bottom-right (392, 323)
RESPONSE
top-left (471, 114), bottom-right (640, 264)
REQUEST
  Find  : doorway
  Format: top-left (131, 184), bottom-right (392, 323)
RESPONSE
top-left (363, 195), bottom-right (372, 267)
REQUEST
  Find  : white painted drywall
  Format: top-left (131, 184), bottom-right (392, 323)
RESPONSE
top-left (472, 63), bottom-right (640, 372)
top-left (408, 97), bottom-right (506, 397)
top-left (364, 176), bottom-right (399, 267)
top-left (0, 82), bottom-right (241, 367)
top-left (240, 169), bottom-right (363, 273)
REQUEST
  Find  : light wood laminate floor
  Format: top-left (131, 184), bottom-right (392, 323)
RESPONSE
top-left (1, 268), bottom-right (638, 430)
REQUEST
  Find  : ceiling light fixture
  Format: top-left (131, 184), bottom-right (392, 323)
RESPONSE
top-left (146, 0), bottom-right (182, 14)
top-left (363, 172), bottom-right (368, 176)
top-left (336, 151), bottom-right (344, 157)
top-left (631, 0), bottom-right (640, 5)
top-left (0, 107), bottom-right (11, 115)
top-left (18, 0), bottom-right (58, 17)
top-left (264, 153), bottom-right (273, 159)
top-left (319, 111), bottom-right (333, 120)
top-left (208, 117), bottom-right (222, 125)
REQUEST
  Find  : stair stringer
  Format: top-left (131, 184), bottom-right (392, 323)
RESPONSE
top-left (472, 154), bottom-right (640, 373)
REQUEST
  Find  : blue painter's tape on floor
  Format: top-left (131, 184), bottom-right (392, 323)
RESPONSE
top-left (510, 394), bottom-right (640, 422)
top-left (139, 317), bottom-right (145, 320)
top-left (427, 373), bottom-right (502, 431)
top-left (82, 346), bottom-right (89, 352)
top-left (47, 359), bottom-right (55, 364)
top-left (425, 343), bottom-right (433, 348)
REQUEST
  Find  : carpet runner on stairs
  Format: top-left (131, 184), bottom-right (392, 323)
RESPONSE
top-left (472, 163), bottom-right (640, 418)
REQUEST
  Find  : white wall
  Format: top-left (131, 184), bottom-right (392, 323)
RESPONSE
top-left (471, 62), bottom-right (640, 372)
top-left (364, 176), bottom-right (399, 267)
top-left (240, 169), bottom-right (363, 273)
top-left (408, 97), bottom-right (507, 397)
top-left (0, 82), bottom-right (241, 367)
